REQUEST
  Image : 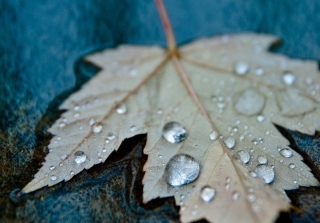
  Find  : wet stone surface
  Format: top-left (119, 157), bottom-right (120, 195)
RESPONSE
top-left (1, 0), bottom-right (320, 222)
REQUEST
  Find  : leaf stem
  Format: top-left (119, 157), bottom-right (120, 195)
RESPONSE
top-left (154, 0), bottom-right (178, 54)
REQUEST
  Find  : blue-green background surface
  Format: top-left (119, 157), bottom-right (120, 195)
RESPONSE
top-left (0, 0), bottom-right (319, 222)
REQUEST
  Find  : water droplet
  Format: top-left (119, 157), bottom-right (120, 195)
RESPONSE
top-left (158, 155), bottom-right (163, 159)
top-left (50, 175), bottom-right (57, 181)
top-left (116, 103), bottom-right (127, 114)
top-left (74, 151), bottom-right (87, 164)
top-left (247, 194), bottom-right (256, 202)
top-left (265, 131), bottom-right (271, 135)
top-left (255, 68), bottom-right (264, 76)
top-left (162, 122), bottom-right (187, 144)
top-left (293, 180), bottom-right (298, 184)
top-left (234, 61), bottom-right (249, 75)
top-left (289, 163), bottom-right (296, 169)
top-left (224, 137), bottom-right (235, 149)
top-left (70, 171), bottom-right (75, 175)
top-left (249, 171), bottom-right (257, 178)
top-left (89, 118), bottom-right (95, 126)
top-left (74, 113), bottom-right (80, 119)
top-left (92, 123), bottom-right (102, 133)
top-left (255, 165), bottom-right (275, 184)
top-left (234, 88), bottom-right (265, 115)
top-left (251, 138), bottom-right (259, 145)
top-left (49, 166), bottom-right (55, 170)
top-left (232, 191), bottom-right (241, 200)
top-left (59, 123), bottom-right (66, 128)
top-left (200, 186), bottom-right (216, 202)
top-left (107, 132), bottom-right (116, 141)
top-left (282, 72), bottom-right (296, 85)
top-left (257, 115), bottom-right (265, 122)
top-left (209, 131), bottom-right (218, 141)
top-left (257, 155), bottom-right (268, 164)
top-left (130, 125), bottom-right (138, 132)
top-left (280, 148), bottom-right (293, 158)
top-left (234, 150), bottom-right (250, 164)
top-left (225, 183), bottom-right (231, 190)
top-left (60, 154), bottom-right (67, 160)
top-left (164, 154), bottom-right (200, 187)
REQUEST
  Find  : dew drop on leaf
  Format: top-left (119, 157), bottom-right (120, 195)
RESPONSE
top-left (89, 118), bottom-right (95, 126)
top-left (107, 132), bottom-right (116, 141)
top-left (289, 163), bottom-right (296, 169)
top-left (234, 88), bottom-right (265, 116)
top-left (280, 148), bottom-right (293, 158)
top-left (282, 72), bottom-right (296, 85)
top-left (130, 125), bottom-right (138, 132)
top-left (200, 186), bottom-right (216, 202)
top-left (234, 150), bottom-right (250, 164)
top-left (92, 123), bottom-right (103, 133)
top-left (232, 191), bottom-right (241, 200)
top-left (74, 151), bottom-right (87, 164)
top-left (256, 115), bottom-right (265, 122)
top-left (164, 154), bottom-right (200, 187)
top-left (224, 137), bottom-right (235, 149)
top-left (60, 154), bottom-right (67, 160)
top-left (254, 68), bottom-right (264, 76)
top-left (49, 166), bottom-right (55, 171)
top-left (257, 155), bottom-right (268, 164)
top-left (115, 102), bottom-right (127, 114)
top-left (162, 122), bottom-right (187, 143)
top-left (255, 165), bottom-right (275, 184)
top-left (247, 194), bottom-right (256, 202)
top-left (234, 61), bottom-right (249, 75)
top-left (209, 131), bottom-right (218, 141)
top-left (50, 175), bottom-right (57, 181)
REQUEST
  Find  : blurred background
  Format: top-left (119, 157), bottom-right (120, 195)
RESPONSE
top-left (0, 0), bottom-right (319, 222)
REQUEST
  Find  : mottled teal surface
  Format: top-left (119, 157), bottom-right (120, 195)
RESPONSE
top-left (0, 0), bottom-right (319, 222)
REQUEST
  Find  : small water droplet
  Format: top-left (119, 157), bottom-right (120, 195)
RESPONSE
top-left (70, 171), bottom-right (75, 175)
top-left (280, 148), bottom-right (293, 158)
top-left (247, 194), bottom-right (256, 202)
top-left (234, 61), bottom-right (249, 75)
top-left (50, 175), bottom-right (57, 181)
top-left (234, 150), bottom-right (250, 164)
top-left (107, 132), bottom-right (116, 141)
top-left (225, 183), bottom-right (231, 190)
top-left (255, 68), bottom-right (264, 76)
top-left (49, 166), bottom-right (55, 170)
top-left (232, 191), bottom-right (241, 200)
top-left (265, 131), bottom-right (271, 135)
top-left (89, 118), bottom-right (95, 126)
top-left (251, 138), bottom-right (259, 145)
top-left (293, 180), bottom-right (298, 184)
top-left (116, 103), bottom-right (127, 114)
top-left (200, 186), bottom-right (216, 202)
top-left (257, 155), bottom-right (268, 164)
top-left (282, 72), bottom-right (296, 85)
top-left (92, 123), bottom-right (102, 133)
top-left (74, 113), bottom-right (80, 119)
top-left (164, 154), bottom-right (200, 187)
top-left (249, 171), bottom-right (257, 178)
top-left (234, 88), bottom-right (265, 116)
top-left (162, 122), bottom-right (187, 143)
top-left (255, 165), bottom-right (275, 184)
top-left (224, 137), bottom-right (235, 149)
top-left (257, 115), bottom-right (265, 122)
top-left (158, 155), bottom-right (163, 159)
top-left (60, 154), bottom-right (67, 160)
top-left (130, 125), bottom-right (138, 132)
top-left (289, 163), bottom-right (296, 169)
top-left (74, 151), bottom-right (87, 164)
top-left (74, 105), bottom-right (80, 111)
top-left (209, 131), bottom-right (218, 141)
top-left (59, 123), bottom-right (66, 128)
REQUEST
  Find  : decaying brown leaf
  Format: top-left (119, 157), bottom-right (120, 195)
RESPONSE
top-left (22, 1), bottom-right (319, 222)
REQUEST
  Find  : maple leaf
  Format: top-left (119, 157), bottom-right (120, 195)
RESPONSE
top-left (21, 0), bottom-right (319, 222)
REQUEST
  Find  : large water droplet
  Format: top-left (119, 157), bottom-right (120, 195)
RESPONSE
top-left (234, 61), bottom-right (249, 75)
top-left (116, 103), bottom-right (127, 114)
top-left (164, 154), bottom-right (200, 187)
top-left (92, 123), bottom-right (103, 133)
top-left (234, 150), bottom-right (250, 164)
top-left (234, 88), bottom-right (265, 116)
top-left (200, 186), bottom-right (216, 202)
top-left (257, 155), bottom-right (268, 164)
top-left (224, 137), bottom-right (235, 149)
top-left (50, 175), bottom-right (57, 181)
top-left (107, 132), bottom-right (116, 141)
top-left (209, 131), bottom-right (218, 141)
top-left (74, 151), bottom-right (87, 164)
top-left (280, 148), bottom-right (293, 158)
top-left (162, 122), bottom-right (187, 143)
top-left (282, 72), bottom-right (296, 85)
top-left (255, 165), bottom-right (275, 184)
